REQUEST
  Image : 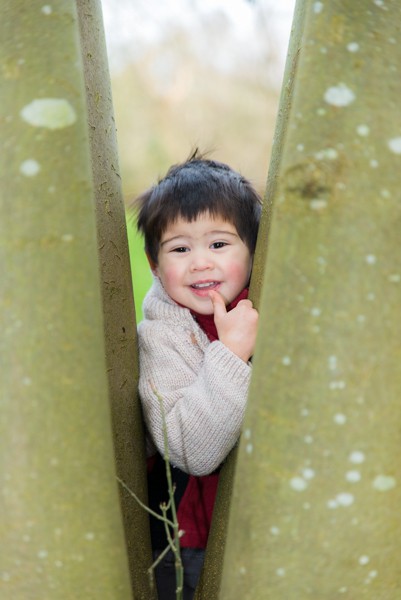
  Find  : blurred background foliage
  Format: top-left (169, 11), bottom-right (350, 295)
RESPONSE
top-left (102, 0), bottom-right (295, 321)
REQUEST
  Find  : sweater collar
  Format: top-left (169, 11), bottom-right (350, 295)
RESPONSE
top-left (190, 288), bottom-right (249, 342)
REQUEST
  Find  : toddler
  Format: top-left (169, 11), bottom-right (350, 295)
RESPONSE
top-left (133, 150), bottom-right (261, 599)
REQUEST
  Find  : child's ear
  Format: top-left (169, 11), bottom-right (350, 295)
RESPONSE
top-left (145, 251), bottom-right (158, 274)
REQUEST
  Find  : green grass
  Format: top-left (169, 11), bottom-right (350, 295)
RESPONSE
top-left (126, 217), bottom-right (153, 324)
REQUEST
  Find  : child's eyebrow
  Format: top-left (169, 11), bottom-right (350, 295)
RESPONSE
top-left (208, 229), bottom-right (238, 237)
top-left (160, 235), bottom-right (188, 246)
top-left (161, 229), bottom-right (238, 246)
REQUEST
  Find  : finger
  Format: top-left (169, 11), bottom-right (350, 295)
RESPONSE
top-left (237, 299), bottom-right (253, 309)
top-left (208, 290), bottom-right (227, 319)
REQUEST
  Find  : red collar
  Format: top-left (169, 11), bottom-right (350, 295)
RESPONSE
top-left (190, 288), bottom-right (249, 341)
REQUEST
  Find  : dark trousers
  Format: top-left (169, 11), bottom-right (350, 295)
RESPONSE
top-left (153, 548), bottom-right (205, 600)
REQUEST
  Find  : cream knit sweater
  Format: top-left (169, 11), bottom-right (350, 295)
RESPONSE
top-left (137, 277), bottom-right (252, 476)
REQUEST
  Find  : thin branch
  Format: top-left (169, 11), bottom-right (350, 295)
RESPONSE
top-left (117, 476), bottom-right (175, 529)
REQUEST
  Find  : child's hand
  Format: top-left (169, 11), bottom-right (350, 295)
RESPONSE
top-left (209, 290), bottom-right (259, 362)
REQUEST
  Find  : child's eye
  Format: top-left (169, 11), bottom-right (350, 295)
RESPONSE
top-left (171, 246), bottom-right (189, 253)
top-left (211, 241), bottom-right (228, 249)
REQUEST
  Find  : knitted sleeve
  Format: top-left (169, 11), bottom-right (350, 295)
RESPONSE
top-left (138, 319), bottom-right (251, 476)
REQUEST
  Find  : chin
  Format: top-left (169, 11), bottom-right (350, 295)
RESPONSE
top-left (194, 306), bottom-right (213, 315)
top-left (192, 301), bottom-right (214, 315)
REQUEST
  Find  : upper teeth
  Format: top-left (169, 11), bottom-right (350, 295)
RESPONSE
top-left (192, 282), bottom-right (216, 289)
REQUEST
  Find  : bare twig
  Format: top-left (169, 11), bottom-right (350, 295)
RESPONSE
top-left (117, 387), bottom-right (184, 600)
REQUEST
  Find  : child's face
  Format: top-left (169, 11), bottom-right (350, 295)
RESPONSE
top-left (154, 213), bottom-right (253, 315)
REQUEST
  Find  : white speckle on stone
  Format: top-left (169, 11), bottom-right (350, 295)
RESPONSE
top-left (61, 233), bottom-right (74, 242)
top-left (369, 570), bottom-right (378, 578)
top-left (303, 502), bottom-right (311, 510)
top-left (84, 532), bottom-right (95, 541)
top-left (2, 572), bottom-right (11, 582)
top-left (290, 476), bottom-right (308, 491)
top-left (245, 443), bottom-right (253, 454)
top-left (55, 560), bottom-right (63, 568)
top-left (243, 428), bottom-right (251, 440)
top-left (359, 555), bottom-right (370, 565)
top-left (310, 307), bottom-right (321, 317)
top-left (380, 188), bottom-right (391, 198)
top-left (20, 98), bottom-right (76, 130)
top-left (327, 499), bottom-right (338, 509)
top-left (270, 526), bottom-right (280, 535)
top-left (329, 380), bottom-right (346, 390)
top-left (324, 83), bottom-right (355, 107)
top-left (302, 468), bottom-right (315, 480)
top-left (328, 355), bottom-right (337, 371)
top-left (339, 587), bottom-right (348, 594)
top-left (22, 376), bottom-right (32, 386)
top-left (365, 254), bottom-right (377, 265)
top-left (347, 42), bottom-right (360, 53)
top-left (366, 292), bottom-right (375, 301)
top-left (356, 124), bottom-right (369, 136)
top-left (304, 435), bottom-right (314, 444)
top-left (282, 356), bottom-right (291, 366)
top-left (388, 137), bottom-right (401, 154)
top-left (370, 159), bottom-right (379, 168)
top-left (373, 0), bottom-right (384, 6)
top-left (310, 199), bottom-right (327, 210)
top-left (301, 408), bottom-right (309, 417)
top-left (297, 143), bottom-right (305, 151)
top-left (315, 148), bottom-right (338, 160)
top-left (41, 5), bottom-right (52, 14)
top-left (239, 566), bottom-right (247, 575)
top-left (372, 474), bottom-right (396, 491)
top-left (326, 148), bottom-right (338, 159)
top-left (336, 492), bottom-right (354, 507)
top-left (276, 568), bottom-right (286, 577)
top-left (334, 413), bottom-right (347, 425)
top-left (313, 2), bottom-right (324, 13)
top-left (388, 273), bottom-right (400, 283)
top-left (346, 470), bottom-right (361, 483)
top-left (38, 549), bottom-right (48, 559)
top-left (317, 107), bottom-right (326, 116)
top-left (20, 159), bottom-right (41, 177)
top-left (349, 451), bottom-right (366, 464)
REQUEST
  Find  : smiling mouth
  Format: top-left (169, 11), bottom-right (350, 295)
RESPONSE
top-left (190, 281), bottom-right (220, 290)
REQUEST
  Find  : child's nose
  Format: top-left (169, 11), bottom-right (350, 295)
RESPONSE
top-left (190, 250), bottom-right (213, 272)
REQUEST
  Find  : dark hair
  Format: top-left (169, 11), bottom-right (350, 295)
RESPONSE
top-left (132, 150), bottom-right (262, 265)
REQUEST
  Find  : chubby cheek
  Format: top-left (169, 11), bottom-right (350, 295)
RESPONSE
top-left (226, 257), bottom-right (252, 289)
top-left (156, 262), bottom-right (183, 296)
